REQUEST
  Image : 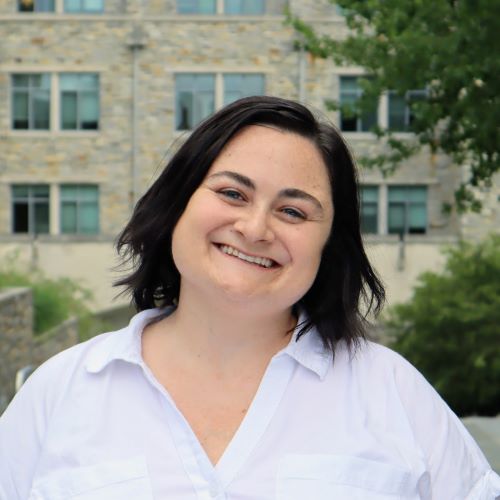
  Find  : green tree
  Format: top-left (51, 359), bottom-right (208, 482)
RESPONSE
top-left (288, 0), bottom-right (500, 211)
top-left (385, 235), bottom-right (500, 416)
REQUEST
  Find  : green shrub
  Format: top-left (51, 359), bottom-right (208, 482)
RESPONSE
top-left (386, 235), bottom-right (500, 417)
top-left (0, 265), bottom-right (104, 340)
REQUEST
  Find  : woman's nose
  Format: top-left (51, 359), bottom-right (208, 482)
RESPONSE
top-left (232, 208), bottom-right (275, 243)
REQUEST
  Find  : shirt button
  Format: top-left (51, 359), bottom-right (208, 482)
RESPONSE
top-left (209, 483), bottom-right (219, 498)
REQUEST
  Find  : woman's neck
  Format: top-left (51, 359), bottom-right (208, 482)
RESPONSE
top-left (150, 285), bottom-right (296, 373)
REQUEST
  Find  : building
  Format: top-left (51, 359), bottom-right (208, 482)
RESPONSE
top-left (0, 0), bottom-right (498, 312)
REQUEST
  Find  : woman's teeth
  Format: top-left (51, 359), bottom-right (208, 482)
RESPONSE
top-left (220, 245), bottom-right (274, 268)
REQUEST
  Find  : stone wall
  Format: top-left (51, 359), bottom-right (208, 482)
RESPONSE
top-left (0, 287), bottom-right (78, 413)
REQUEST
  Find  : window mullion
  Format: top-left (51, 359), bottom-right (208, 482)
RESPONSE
top-left (215, 73), bottom-right (223, 109)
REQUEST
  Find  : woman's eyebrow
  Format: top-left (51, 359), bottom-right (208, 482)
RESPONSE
top-left (279, 188), bottom-right (324, 212)
top-left (208, 171), bottom-right (255, 189)
top-left (208, 170), bottom-right (324, 211)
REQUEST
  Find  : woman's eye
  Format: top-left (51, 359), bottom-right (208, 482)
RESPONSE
top-left (219, 189), bottom-right (244, 201)
top-left (281, 207), bottom-right (306, 220)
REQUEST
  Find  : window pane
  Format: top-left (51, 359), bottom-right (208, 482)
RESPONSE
top-left (361, 108), bottom-right (377, 131)
top-left (34, 202), bottom-right (49, 234)
top-left (408, 186), bottom-right (427, 202)
top-left (79, 73), bottom-right (99, 89)
top-left (176, 91), bottom-right (193, 130)
top-left (64, 0), bottom-right (81, 11)
top-left (409, 204), bottom-right (427, 233)
top-left (61, 203), bottom-right (77, 233)
top-left (388, 203), bottom-right (406, 234)
top-left (60, 74), bottom-right (80, 90)
top-left (361, 204), bottom-right (378, 233)
top-left (223, 74), bottom-right (264, 105)
top-left (176, 74), bottom-right (214, 130)
top-left (36, 0), bottom-right (55, 11)
top-left (78, 185), bottom-right (98, 202)
top-left (32, 185), bottom-right (50, 197)
top-left (199, 0), bottom-right (215, 13)
top-left (13, 75), bottom-right (30, 87)
top-left (361, 186), bottom-right (378, 203)
top-left (83, 0), bottom-right (102, 11)
top-left (194, 90), bottom-right (214, 124)
top-left (13, 92), bottom-right (29, 129)
top-left (388, 92), bottom-right (406, 131)
top-left (33, 89), bottom-right (50, 129)
top-left (242, 0), bottom-right (264, 14)
top-left (13, 203), bottom-right (29, 233)
top-left (61, 92), bottom-right (78, 130)
top-left (79, 203), bottom-right (99, 233)
top-left (178, 0), bottom-right (215, 13)
top-left (60, 185), bottom-right (79, 200)
top-left (32, 74), bottom-right (51, 89)
top-left (12, 186), bottom-right (29, 198)
top-left (18, 0), bottom-right (34, 11)
top-left (388, 187), bottom-right (407, 202)
top-left (80, 91), bottom-right (99, 129)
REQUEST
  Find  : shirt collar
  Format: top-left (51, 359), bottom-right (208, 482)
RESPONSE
top-left (85, 308), bottom-right (169, 374)
top-left (282, 311), bottom-right (332, 380)
top-left (85, 308), bottom-right (332, 379)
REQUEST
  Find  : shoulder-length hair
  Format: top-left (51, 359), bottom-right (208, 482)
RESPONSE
top-left (115, 95), bottom-right (385, 350)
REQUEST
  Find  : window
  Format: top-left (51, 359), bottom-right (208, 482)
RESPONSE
top-left (11, 185), bottom-right (50, 234)
top-left (388, 186), bottom-right (427, 235)
top-left (64, 0), bottom-right (103, 12)
top-left (175, 74), bottom-right (215, 130)
top-left (60, 74), bottom-right (99, 130)
top-left (388, 90), bottom-right (427, 132)
top-left (339, 76), bottom-right (378, 132)
top-left (360, 186), bottom-right (378, 233)
top-left (177, 0), bottom-right (216, 13)
top-left (177, 0), bottom-right (264, 14)
top-left (60, 185), bottom-right (99, 234)
top-left (175, 73), bottom-right (265, 130)
top-left (18, 0), bottom-right (54, 11)
top-left (224, 0), bottom-right (264, 14)
top-left (11, 74), bottom-right (50, 130)
top-left (223, 74), bottom-right (265, 105)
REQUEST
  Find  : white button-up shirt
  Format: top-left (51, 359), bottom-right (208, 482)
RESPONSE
top-left (1, 308), bottom-right (499, 499)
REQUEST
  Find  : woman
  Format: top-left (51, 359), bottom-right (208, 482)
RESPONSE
top-left (1, 96), bottom-right (499, 499)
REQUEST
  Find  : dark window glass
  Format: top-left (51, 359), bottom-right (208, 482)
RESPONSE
top-left (340, 76), bottom-right (378, 132)
top-left (175, 74), bottom-right (215, 130)
top-left (388, 186), bottom-right (427, 235)
top-left (360, 186), bottom-right (378, 233)
top-left (11, 185), bottom-right (50, 234)
top-left (11, 74), bottom-right (50, 130)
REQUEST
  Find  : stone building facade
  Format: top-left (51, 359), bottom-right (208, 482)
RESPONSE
top-left (0, 0), bottom-right (497, 311)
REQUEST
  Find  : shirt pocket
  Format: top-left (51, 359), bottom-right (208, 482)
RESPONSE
top-left (28, 456), bottom-right (153, 500)
top-left (276, 454), bottom-right (419, 500)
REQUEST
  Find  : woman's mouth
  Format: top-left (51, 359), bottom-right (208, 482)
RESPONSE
top-left (217, 244), bottom-right (277, 269)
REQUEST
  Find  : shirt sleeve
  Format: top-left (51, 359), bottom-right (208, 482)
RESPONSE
top-left (392, 354), bottom-right (500, 499)
top-left (0, 363), bottom-right (52, 500)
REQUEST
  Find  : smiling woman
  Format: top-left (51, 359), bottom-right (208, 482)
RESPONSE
top-left (1, 96), bottom-right (499, 500)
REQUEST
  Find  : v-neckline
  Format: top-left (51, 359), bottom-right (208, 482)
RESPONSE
top-left (141, 349), bottom-right (296, 494)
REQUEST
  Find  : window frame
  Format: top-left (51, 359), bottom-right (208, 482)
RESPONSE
top-left (339, 75), bottom-right (378, 133)
top-left (11, 74), bottom-right (51, 130)
top-left (59, 73), bottom-right (100, 130)
top-left (17, 0), bottom-right (55, 12)
top-left (387, 89), bottom-right (427, 132)
top-left (175, 72), bottom-right (265, 131)
top-left (387, 185), bottom-right (428, 235)
top-left (11, 184), bottom-right (50, 235)
top-left (60, 184), bottom-right (100, 235)
top-left (177, 0), bottom-right (265, 14)
top-left (360, 185), bottom-right (379, 234)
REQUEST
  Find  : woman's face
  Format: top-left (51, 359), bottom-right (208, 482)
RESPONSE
top-left (171, 125), bottom-right (334, 314)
